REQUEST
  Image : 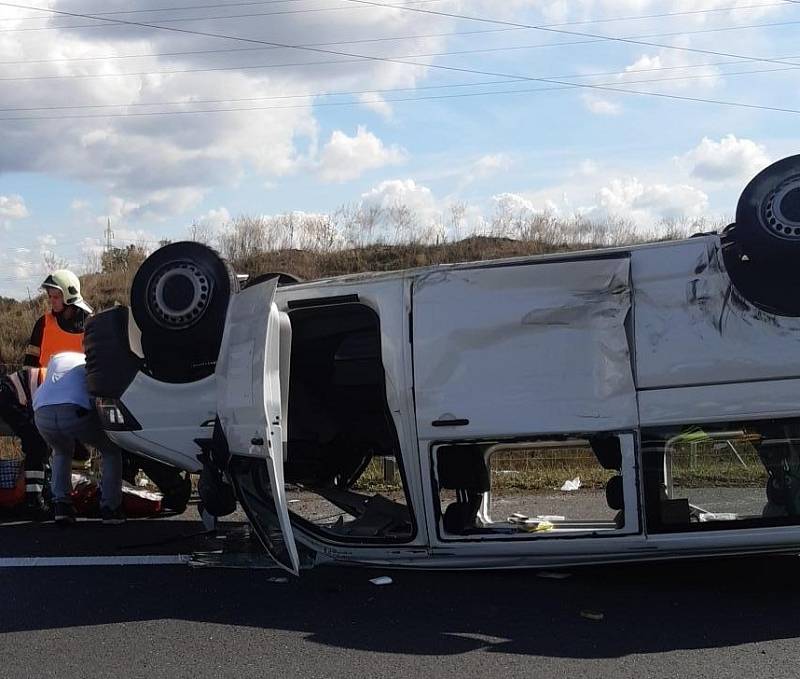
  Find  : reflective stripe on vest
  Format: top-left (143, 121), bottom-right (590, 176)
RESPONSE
top-left (40, 313), bottom-right (83, 368)
top-left (6, 367), bottom-right (46, 408)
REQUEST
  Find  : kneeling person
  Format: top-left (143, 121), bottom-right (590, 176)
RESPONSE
top-left (33, 351), bottom-right (124, 525)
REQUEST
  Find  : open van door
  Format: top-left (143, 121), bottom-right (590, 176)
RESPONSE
top-left (216, 279), bottom-right (299, 575)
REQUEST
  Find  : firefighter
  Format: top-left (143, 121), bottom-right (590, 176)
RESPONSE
top-left (25, 269), bottom-right (93, 369)
top-left (0, 367), bottom-right (50, 519)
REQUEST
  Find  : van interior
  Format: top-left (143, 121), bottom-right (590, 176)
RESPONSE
top-left (643, 418), bottom-right (800, 532)
top-left (433, 435), bottom-right (628, 538)
top-left (282, 302), bottom-right (414, 541)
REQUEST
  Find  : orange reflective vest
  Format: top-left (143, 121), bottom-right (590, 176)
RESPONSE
top-left (39, 313), bottom-right (83, 368)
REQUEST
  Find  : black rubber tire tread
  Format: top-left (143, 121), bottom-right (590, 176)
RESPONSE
top-left (735, 154), bottom-right (800, 259)
top-left (84, 306), bottom-right (143, 398)
top-left (130, 242), bottom-right (238, 383)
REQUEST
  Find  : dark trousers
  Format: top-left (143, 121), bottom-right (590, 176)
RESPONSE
top-left (0, 382), bottom-right (49, 497)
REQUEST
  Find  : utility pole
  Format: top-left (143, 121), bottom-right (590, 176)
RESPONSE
top-left (104, 217), bottom-right (114, 253)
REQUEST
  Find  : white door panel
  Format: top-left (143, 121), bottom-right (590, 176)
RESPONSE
top-left (216, 280), bottom-right (299, 575)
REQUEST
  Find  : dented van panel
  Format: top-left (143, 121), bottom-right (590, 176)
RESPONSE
top-left (633, 236), bottom-right (800, 389)
top-left (413, 256), bottom-right (636, 439)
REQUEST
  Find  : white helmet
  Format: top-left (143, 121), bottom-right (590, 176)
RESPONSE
top-left (41, 269), bottom-right (93, 314)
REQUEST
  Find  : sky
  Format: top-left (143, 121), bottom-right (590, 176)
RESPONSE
top-left (0, 0), bottom-right (798, 298)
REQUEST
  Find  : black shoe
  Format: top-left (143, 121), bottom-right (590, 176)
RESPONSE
top-left (25, 494), bottom-right (52, 522)
top-left (162, 475), bottom-right (192, 514)
top-left (100, 505), bottom-right (126, 525)
top-left (53, 502), bottom-right (76, 526)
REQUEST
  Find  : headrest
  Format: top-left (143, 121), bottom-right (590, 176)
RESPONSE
top-left (437, 445), bottom-right (490, 492)
top-left (592, 436), bottom-right (622, 470)
top-left (605, 475), bottom-right (624, 511)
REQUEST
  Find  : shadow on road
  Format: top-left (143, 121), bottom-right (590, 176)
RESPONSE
top-left (3, 553), bottom-right (800, 659)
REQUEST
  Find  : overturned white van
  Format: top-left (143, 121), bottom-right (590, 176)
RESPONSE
top-left (85, 155), bottom-right (800, 575)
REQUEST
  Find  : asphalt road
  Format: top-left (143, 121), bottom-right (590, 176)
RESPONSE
top-left (2, 552), bottom-right (800, 679)
top-left (3, 489), bottom-right (800, 679)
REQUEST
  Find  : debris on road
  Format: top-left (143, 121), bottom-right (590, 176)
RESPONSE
top-left (369, 576), bottom-right (393, 586)
top-left (560, 477), bottom-right (581, 492)
top-left (580, 610), bottom-right (604, 621)
top-left (537, 571), bottom-right (572, 580)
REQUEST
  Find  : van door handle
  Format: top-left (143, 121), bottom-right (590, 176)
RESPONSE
top-left (432, 418), bottom-right (470, 427)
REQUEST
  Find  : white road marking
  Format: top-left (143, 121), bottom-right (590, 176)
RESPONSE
top-left (0, 555), bottom-right (191, 567)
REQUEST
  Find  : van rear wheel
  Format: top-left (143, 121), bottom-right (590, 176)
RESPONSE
top-left (130, 241), bottom-right (238, 382)
top-left (734, 154), bottom-right (800, 259)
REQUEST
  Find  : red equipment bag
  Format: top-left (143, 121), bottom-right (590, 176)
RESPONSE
top-left (0, 463), bottom-right (24, 508)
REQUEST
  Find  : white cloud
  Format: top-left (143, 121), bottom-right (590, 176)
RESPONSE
top-left (683, 135), bottom-right (771, 182)
top-left (0, 194), bottom-right (28, 232)
top-left (357, 178), bottom-right (442, 242)
top-left (492, 192), bottom-right (537, 214)
top-left (458, 153), bottom-right (513, 189)
top-left (0, 1), bottom-right (443, 220)
top-left (362, 178), bottom-right (436, 212)
top-left (582, 94), bottom-right (622, 116)
top-left (317, 127), bottom-right (406, 183)
top-left (195, 207), bottom-right (231, 231)
top-left (618, 50), bottom-right (721, 93)
top-left (592, 177), bottom-right (709, 222)
top-left (37, 234), bottom-right (57, 249)
top-left (0, 195), bottom-right (28, 221)
top-left (358, 93), bottom-right (393, 119)
top-left (472, 154), bottom-right (512, 179)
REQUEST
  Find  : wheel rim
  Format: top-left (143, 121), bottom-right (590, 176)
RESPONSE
top-left (761, 174), bottom-right (800, 241)
top-left (146, 260), bottom-right (213, 329)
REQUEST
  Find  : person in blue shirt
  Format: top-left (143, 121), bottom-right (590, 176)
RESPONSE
top-left (32, 351), bottom-right (124, 525)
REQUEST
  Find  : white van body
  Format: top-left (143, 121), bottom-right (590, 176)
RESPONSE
top-left (103, 231), bottom-right (800, 574)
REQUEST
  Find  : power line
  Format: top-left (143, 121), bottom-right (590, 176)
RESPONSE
top-left (0, 27), bottom-right (523, 66)
top-left (0, 0), bottom-right (349, 22)
top-left (0, 77), bottom-right (518, 111)
top-left (1, 0), bottom-right (792, 32)
top-left (0, 2), bottom-right (791, 68)
top-left (1, 54), bottom-right (797, 114)
top-left (2, 62), bottom-right (799, 122)
top-left (3, 0), bottom-right (799, 79)
top-left (0, 0), bottom-right (447, 32)
top-left (3, 17), bottom-right (800, 82)
top-left (338, 0), bottom-right (800, 70)
top-left (0, 1), bottom-right (797, 120)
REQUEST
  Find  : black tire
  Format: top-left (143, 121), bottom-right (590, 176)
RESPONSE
top-left (84, 306), bottom-right (143, 398)
top-left (734, 154), bottom-right (800, 259)
top-left (245, 271), bottom-right (302, 288)
top-left (130, 242), bottom-right (237, 382)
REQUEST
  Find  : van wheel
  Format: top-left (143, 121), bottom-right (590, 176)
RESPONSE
top-left (734, 154), bottom-right (800, 259)
top-left (131, 242), bottom-right (238, 382)
top-left (84, 306), bottom-right (143, 398)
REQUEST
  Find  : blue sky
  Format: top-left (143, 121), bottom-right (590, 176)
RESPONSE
top-left (0, 0), bottom-right (798, 297)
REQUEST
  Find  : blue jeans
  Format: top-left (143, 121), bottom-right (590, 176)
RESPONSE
top-left (34, 404), bottom-right (122, 511)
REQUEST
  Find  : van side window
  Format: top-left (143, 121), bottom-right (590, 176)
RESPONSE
top-left (642, 419), bottom-right (800, 533)
top-left (433, 434), bottom-right (634, 539)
